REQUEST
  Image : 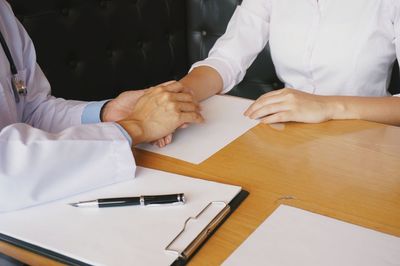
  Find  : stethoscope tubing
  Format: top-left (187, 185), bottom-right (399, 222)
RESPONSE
top-left (0, 29), bottom-right (18, 75)
top-left (0, 29), bottom-right (27, 102)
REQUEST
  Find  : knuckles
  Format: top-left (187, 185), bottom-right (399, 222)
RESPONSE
top-left (283, 91), bottom-right (296, 102)
top-left (160, 91), bottom-right (172, 102)
top-left (152, 86), bottom-right (165, 94)
top-left (166, 102), bottom-right (179, 112)
top-left (186, 93), bottom-right (194, 102)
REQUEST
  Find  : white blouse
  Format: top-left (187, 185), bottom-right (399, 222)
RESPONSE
top-left (192, 0), bottom-right (400, 96)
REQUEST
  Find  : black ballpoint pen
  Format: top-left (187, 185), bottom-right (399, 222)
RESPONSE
top-left (69, 193), bottom-right (185, 208)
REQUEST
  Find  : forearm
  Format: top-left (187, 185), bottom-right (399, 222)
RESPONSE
top-left (179, 66), bottom-right (223, 102)
top-left (0, 123), bottom-right (135, 212)
top-left (24, 96), bottom-right (88, 132)
top-left (327, 96), bottom-right (400, 126)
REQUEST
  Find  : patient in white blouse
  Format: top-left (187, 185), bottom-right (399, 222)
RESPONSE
top-left (178, 0), bottom-right (400, 126)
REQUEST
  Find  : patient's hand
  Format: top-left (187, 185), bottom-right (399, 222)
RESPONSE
top-left (244, 88), bottom-right (332, 124)
top-left (152, 124), bottom-right (189, 148)
top-left (152, 134), bottom-right (173, 148)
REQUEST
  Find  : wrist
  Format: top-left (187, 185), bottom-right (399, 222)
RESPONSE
top-left (100, 100), bottom-right (112, 122)
top-left (116, 120), bottom-right (145, 146)
top-left (325, 96), bottom-right (354, 120)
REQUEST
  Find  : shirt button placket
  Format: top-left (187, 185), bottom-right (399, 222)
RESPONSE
top-left (305, 1), bottom-right (322, 94)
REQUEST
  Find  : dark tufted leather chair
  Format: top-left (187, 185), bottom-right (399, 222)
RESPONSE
top-left (7, 0), bottom-right (400, 101)
top-left (8, 0), bottom-right (190, 100)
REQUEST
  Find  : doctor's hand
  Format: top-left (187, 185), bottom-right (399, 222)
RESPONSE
top-left (116, 81), bottom-right (204, 145)
top-left (101, 89), bottom-right (147, 122)
top-left (244, 88), bottom-right (334, 124)
top-left (148, 81), bottom-right (196, 148)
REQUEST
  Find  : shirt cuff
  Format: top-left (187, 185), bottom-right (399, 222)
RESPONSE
top-left (81, 100), bottom-right (109, 124)
top-left (114, 123), bottom-right (133, 147)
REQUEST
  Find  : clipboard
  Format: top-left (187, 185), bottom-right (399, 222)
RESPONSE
top-left (169, 190), bottom-right (248, 265)
top-left (0, 167), bottom-right (248, 265)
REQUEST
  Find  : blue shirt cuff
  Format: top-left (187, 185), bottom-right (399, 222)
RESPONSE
top-left (81, 100), bottom-right (109, 124)
top-left (81, 101), bottom-right (132, 146)
top-left (114, 123), bottom-right (133, 147)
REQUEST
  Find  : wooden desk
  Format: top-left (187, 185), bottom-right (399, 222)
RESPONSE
top-left (1, 120), bottom-right (400, 265)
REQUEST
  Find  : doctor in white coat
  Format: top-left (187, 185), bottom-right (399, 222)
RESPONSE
top-left (0, 0), bottom-right (203, 213)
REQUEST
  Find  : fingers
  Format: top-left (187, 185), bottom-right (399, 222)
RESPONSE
top-left (154, 81), bottom-right (199, 104)
top-left (260, 111), bottom-right (292, 124)
top-left (148, 84), bottom-right (198, 107)
top-left (159, 81), bottom-right (195, 97)
top-left (160, 81), bottom-right (184, 93)
top-left (153, 134), bottom-right (173, 148)
top-left (169, 91), bottom-right (202, 112)
top-left (172, 91), bottom-right (196, 103)
top-left (151, 84), bottom-right (201, 113)
top-left (156, 138), bottom-right (165, 148)
top-left (244, 90), bottom-right (286, 117)
top-left (174, 102), bottom-right (201, 112)
top-left (144, 82), bottom-right (183, 98)
top-left (247, 102), bottom-right (290, 120)
top-left (164, 134), bottom-right (172, 145)
top-left (160, 83), bottom-right (199, 106)
top-left (179, 112), bottom-right (204, 124)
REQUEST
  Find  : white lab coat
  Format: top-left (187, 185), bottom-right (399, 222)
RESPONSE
top-left (0, 1), bottom-right (136, 212)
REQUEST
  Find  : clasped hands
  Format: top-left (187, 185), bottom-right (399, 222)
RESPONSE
top-left (101, 81), bottom-right (203, 147)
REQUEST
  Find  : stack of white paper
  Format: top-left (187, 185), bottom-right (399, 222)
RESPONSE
top-left (223, 205), bottom-right (400, 266)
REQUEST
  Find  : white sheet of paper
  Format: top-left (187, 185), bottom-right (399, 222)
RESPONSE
top-left (138, 95), bottom-right (258, 164)
top-left (0, 167), bottom-right (241, 266)
top-left (223, 205), bottom-right (400, 266)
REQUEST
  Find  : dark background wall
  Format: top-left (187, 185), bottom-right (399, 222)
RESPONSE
top-left (9, 0), bottom-right (189, 100)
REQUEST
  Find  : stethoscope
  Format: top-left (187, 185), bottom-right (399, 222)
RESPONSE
top-left (0, 30), bottom-right (27, 103)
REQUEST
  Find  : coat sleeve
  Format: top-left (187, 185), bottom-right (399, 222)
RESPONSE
top-left (0, 123), bottom-right (136, 212)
